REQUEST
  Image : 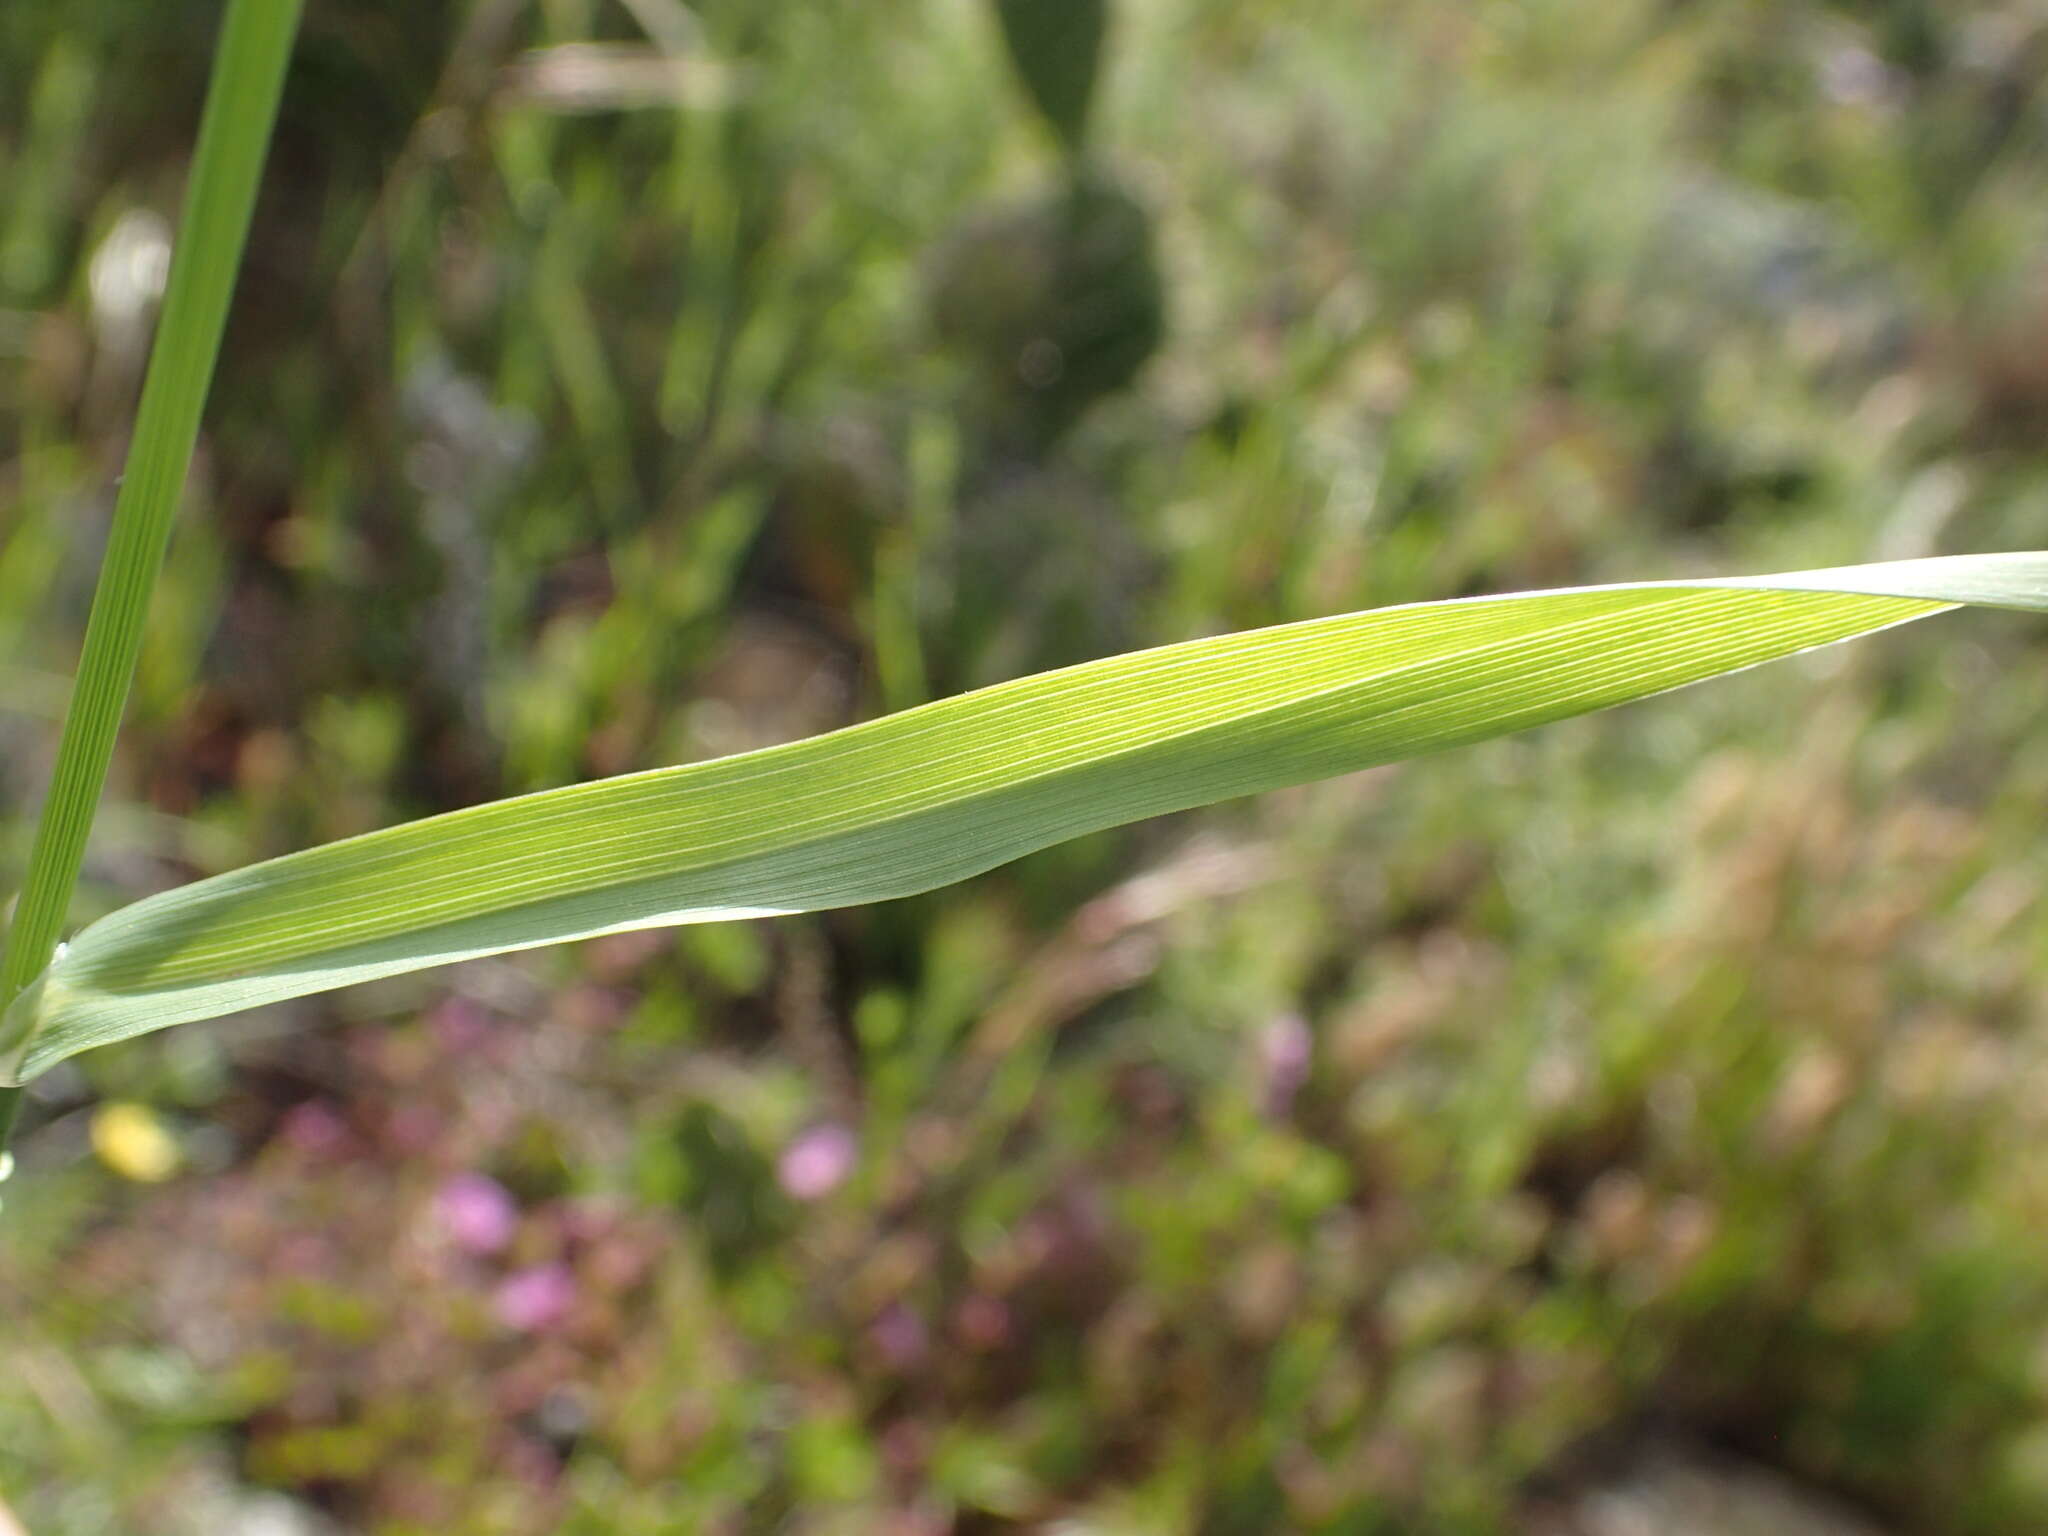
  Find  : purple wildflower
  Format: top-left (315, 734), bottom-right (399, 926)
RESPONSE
top-left (277, 1100), bottom-right (349, 1157)
top-left (1260, 1012), bottom-right (1313, 1118)
top-left (437, 1172), bottom-right (518, 1255)
top-left (869, 1303), bottom-right (929, 1369)
top-left (428, 995), bottom-right (493, 1052)
top-left (777, 1123), bottom-right (856, 1201)
top-left (954, 1293), bottom-right (1013, 1352)
top-left (494, 1263), bottom-right (577, 1332)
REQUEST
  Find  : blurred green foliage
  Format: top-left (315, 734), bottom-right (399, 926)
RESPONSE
top-left (6, 0), bottom-right (2048, 1531)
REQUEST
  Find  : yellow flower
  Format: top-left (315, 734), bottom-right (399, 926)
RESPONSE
top-left (91, 1102), bottom-right (180, 1183)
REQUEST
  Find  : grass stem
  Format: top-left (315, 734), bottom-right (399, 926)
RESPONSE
top-left (0, 0), bottom-right (302, 1155)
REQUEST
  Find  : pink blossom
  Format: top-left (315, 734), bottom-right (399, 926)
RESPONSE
top-left (494, 1263), bottom-right (577, 1332)
top-left (777, 1123), bottom-right (856, 1201)
top-left (437, 1172), bottom-right (518, 1255)
top-left (277, 1100), bottom-right (349, 1156)
top-left (954, 1293), bottom-right (1013, 1352)
top-left (869, 1303), bottom-right (929, 1369)
top-left (428, 995), bottom-right (493, 1051)
top-left (1260, 1012), bottom-right (1313, 1118)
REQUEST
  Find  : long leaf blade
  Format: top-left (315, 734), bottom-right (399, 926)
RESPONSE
top-left (6, 552), bottom-right (2045, 1082)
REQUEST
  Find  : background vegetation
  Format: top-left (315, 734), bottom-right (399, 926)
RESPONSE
top-left (5, 0), bottom-right (2048, 1530)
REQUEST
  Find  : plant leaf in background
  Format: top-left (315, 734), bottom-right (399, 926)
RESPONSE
top-left (992, 0), bottom-right (1108, 156)
top-left (4, 553), bottom-right (2045, 1084)
top-left (926, 171), bottom-right (1165, 442)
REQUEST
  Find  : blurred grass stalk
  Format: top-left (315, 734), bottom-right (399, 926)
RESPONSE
top-left (0, 0), bottom-right (302, 1156)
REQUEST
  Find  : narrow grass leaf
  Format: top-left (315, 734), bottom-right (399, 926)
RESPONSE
top-left (0, 0), bottom-right (302, 1139)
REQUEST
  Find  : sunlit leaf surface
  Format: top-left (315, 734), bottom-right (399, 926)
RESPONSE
top-left (5, 553), bottom-right (2044, 1082)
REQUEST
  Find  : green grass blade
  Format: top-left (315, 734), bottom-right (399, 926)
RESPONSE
top-left (0, 0), bottom-right (302, 1134)
top-left (4, 552), bottom-right (2045, 1083)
